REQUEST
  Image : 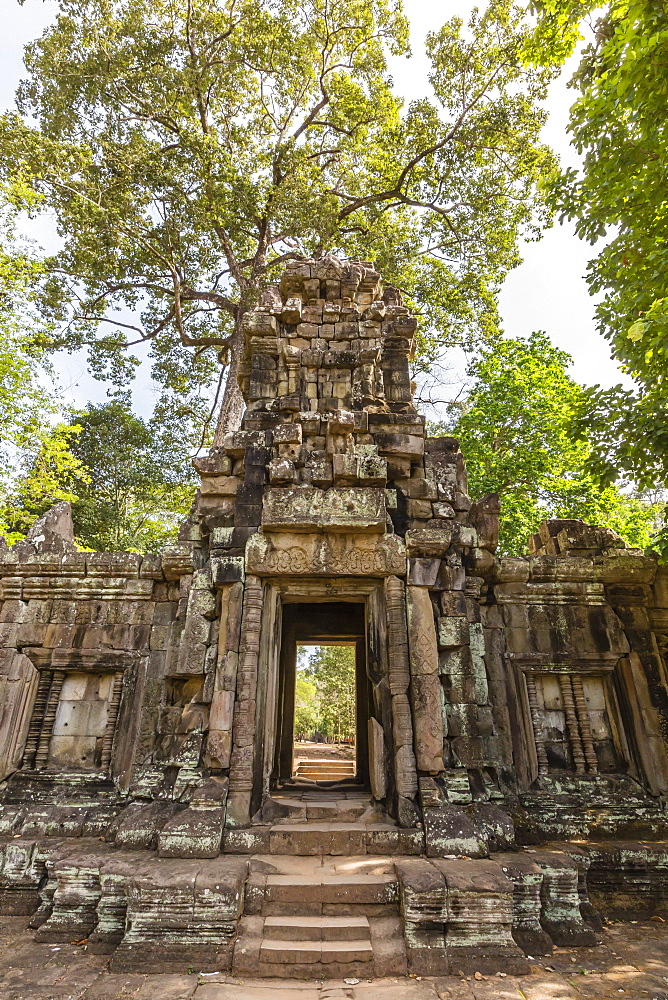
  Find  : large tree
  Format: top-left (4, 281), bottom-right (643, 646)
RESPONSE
top-left (0, 186), bottom-right (52, 460)
top-left (0, 184), bottom-right (78, 542)
top-left (1, 0), bottom-right (556, 435)
top-left (530, 2), bottom-right (668, 494)
top-left (444, 331), bottom-right (659, 555)
top-left (4, 396), bottom-right (199, 551)
top-left (303, 644), bottom-right (356, 741)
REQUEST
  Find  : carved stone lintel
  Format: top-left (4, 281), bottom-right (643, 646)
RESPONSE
top-left (262, 487), bottom-right (386, 534)
top-left (246, 531), bottom-right (406, 577)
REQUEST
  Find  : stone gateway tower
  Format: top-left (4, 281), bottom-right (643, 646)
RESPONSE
top-left (3, 257), bottom-right (668, 977)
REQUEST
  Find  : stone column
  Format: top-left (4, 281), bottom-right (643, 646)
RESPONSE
top-left (20, 666), bottom-right (52, 771)
top-left (34, 669), bottom-right (66, 770)
top-left (385, 576), bottom-right (418, 821)
top-left (227, 576), bottom-right (263, 825)
top-left (406, 586), bottom-right (445, 774)
top-left (100, 671), bottom-right (124, 773)
top-left (205, 582), bottom-right (244, 772)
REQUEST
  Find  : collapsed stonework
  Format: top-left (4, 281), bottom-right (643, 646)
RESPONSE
top-left (2, 257), bottom-right (668, 977)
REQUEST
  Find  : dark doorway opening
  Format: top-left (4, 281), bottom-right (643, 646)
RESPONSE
top-left (274, 602), bottom-right (370, 788)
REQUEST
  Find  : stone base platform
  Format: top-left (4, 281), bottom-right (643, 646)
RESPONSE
top-left (1, 835), bottom-right (668, 978)
top-left (5, 916), bottom-right (668, 1000)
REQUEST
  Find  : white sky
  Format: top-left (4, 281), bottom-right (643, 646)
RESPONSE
top-left (1, 1), bottom-right (629, 416)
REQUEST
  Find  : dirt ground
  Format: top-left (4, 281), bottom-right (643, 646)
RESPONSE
top-left (294, 741), bottom-right (356, 762)
top-left (3, 916), bottom-right (668, 1000)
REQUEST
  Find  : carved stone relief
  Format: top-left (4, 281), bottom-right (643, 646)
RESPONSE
top-left (246, 531), bottom-right (406, 577)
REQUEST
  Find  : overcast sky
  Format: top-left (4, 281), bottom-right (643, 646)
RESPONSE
top-left (2, 1), bottom-right (628, 415)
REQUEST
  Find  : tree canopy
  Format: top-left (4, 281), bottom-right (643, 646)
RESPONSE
top-left (0, 184), bottom-right (78, 542)
top-left (530, 1), bottom-right (668, 494)
top-left (2, 396), bottom-right (198, 551)
top-left (298, 644), bottom-right (356, 741)
top-left (444, 331), bottom-right (659, 555)
top-left (0, 186), bottom-right (52, 459)
top-left (1, 0), bottom-right (557, 435)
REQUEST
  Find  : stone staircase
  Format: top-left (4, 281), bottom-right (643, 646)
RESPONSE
top-left (224, 788), bottom-right (425, 855)
top-left (294, 759), bottom-right (356, 782)
top-left (0, 829), bottom-right (619, 978)
top-left (234, 859), bottom-right (406, 978)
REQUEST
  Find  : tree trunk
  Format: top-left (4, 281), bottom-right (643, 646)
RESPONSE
top-left (213, 319), bottom-right (245, 445)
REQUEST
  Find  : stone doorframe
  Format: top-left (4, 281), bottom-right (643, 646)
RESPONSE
top-left (226, 573), bottom-right (419, 827)
top-left (272, 600), bottom-right (368, 789)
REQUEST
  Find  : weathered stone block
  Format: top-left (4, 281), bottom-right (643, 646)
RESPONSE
top-left (434, 858), bottom-right (529, 975)
top-left (495, 853), bottom-right (552, 956)
top-left (158, 803), bottom-right (226, 858)
top-left (437, 616), bottom-right (470, 649)
top-left (532, 850), bottom-right (601, 948)
top-left (262, 486), bottom-right (386, 533)
top-left (111, 857), bottom-right (247, 973)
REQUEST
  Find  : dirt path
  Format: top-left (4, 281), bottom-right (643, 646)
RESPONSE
top-left (294, 740), bottom-right (356, 762)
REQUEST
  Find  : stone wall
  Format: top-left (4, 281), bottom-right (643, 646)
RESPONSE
top-left (2, 258), bottom-right (668, 971)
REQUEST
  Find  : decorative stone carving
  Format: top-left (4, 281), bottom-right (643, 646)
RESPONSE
top-left (385, 576), bottom-right (418, 802)
top-left (246, 531), bottom-right (406, 577)
top-left (368, 717), bottom-right (387, 801)
top-left (227, 577), bottom-right (263, 825)
top-left (407, 586), bottom-right (445, 773)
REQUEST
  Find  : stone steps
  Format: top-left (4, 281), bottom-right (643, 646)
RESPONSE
top-left (234, 863), bottom-right (406, 979)
top-left (224, 818), bottom-right (425, 855)
top-left (264, 872), bottom-right (397, 908)
top-left (296, 772), bottom-right (356, 782)
top-left (295, 759), bottom-right (356, 778)
top-left (267, 822), bottom-right (423, 856)
top-left (0, 834), bottom-right (615, 978)
top-left (259, 937), bottom-right (373, 965)
top-left (263, 914), bottom-right (369, 940)
top-left (270, 793), bottom-right (368, 823)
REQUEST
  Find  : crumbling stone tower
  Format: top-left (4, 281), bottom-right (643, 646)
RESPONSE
top-left (191, 254), bottom-right (497, 837)
top-left (3, 256), bottom-right (668, 977)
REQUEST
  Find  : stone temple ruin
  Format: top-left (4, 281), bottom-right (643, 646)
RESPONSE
top-left (2, 256), bottom-right (668, 978)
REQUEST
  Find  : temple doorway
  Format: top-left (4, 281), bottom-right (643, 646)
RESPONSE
top-left (293, 644), bottom-right (356, 782)
top-left (274, 601), bottom-right (371, 789)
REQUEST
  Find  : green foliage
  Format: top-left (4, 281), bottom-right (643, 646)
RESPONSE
top-left (0, 187), bottom-right (53, 458)
top-left (298, 644), bottom-right (356, 741)
top-left (524, 1), bottom-right (596, 65)
top-left (1, 0), bottom-right (557, 429)
top-left (294, 676), bottom-right (320, 740)
top-left (0, 183), bottom-right (76, 542)
top-left (442, 331), bottom-right (659, 555)
top-left (66, 397), bottom-right (199, 551)
top-left (3, 396), bottom-right (199, 552)
top-left (531, 2), bottom-right (668, 493)
top-left (1, 423), bottom-right (90, 544)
